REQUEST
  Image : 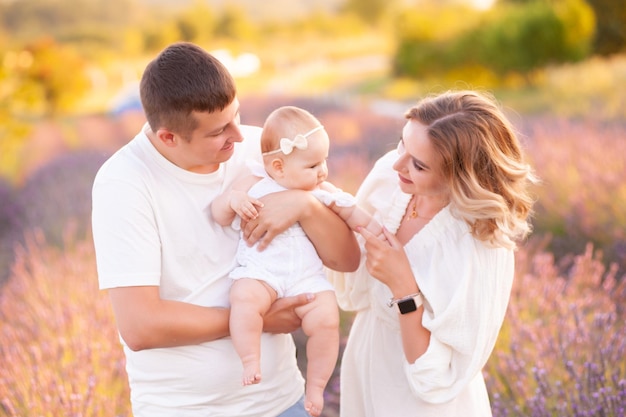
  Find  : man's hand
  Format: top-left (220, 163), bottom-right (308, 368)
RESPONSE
top-left (242, 190), bottom-right (307, 251)
top-left (262, 293), bottom-right (315, 334)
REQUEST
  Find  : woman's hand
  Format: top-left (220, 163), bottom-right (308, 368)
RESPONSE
top-left (358, 227), bottom-right (419, 298)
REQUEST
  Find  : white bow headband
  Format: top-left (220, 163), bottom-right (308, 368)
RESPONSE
top-left (262, 125), bottom-right (325, 156)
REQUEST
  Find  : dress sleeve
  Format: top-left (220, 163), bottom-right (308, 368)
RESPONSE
top-left (311, 189), bottom-right (357, 208)
top-left (326, 150), bottom-right (401, 311)
top-left (404, 230), bottom-right (515, 404)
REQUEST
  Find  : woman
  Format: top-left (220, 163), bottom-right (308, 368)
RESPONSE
top-left (329, 90), bottom-right (536, 416)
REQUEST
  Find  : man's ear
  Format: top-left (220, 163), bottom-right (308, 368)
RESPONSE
top-left (155, 128), bottom-right (177, 147)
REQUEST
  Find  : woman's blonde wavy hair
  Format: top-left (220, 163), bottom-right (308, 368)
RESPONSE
top-left (405, 90), bottom-right (537, 249)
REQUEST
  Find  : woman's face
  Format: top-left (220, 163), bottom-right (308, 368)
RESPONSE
top-left (393, 120), bottom-right (449, 198)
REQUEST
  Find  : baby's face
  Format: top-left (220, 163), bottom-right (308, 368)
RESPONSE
top-left (276, 130), bottom-right (329, 191)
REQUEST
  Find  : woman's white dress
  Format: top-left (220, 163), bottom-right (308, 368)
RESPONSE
top-left (328, 151), bottom-right (514, 417)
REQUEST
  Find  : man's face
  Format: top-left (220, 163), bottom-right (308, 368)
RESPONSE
top-left (171, 98), bottom-right (243, 174)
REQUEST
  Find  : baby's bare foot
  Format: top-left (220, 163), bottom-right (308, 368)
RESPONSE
top-left (304, 389), bottom-right (324, 417)
top-left (242, 362), bottom-right (261, 386)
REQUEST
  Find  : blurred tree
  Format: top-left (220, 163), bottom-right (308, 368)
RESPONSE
top-left (0, 37), bottom-right (90, 180)
top-left (474, 0), bottom-right (594, 77)
top-left (142, 20), bottom-right (184, 53)
top-left (0, 0), bottom-right (138, 48)
top-left (17, 38), bottom-right (91, 117)
top-left (393, 0), bottom-right (595, 82)
top-left (343, 0), bottom-right (398, 26)
top-left (478, 3), bottom-right (569, 75)
top-left (586, 0), bottom-right (626, 55)
top-left (554, 0), bottom-right (596, 59)
top-left (175, 1), bottom-right (218, 44)
top-left (0, 48), bottom-right (35, 182)
top-left (503, 0), bottom-right (626, 58)
top-left (391, 5), bottom-right (484, 77)
top-left (214, 5), bottom-right (257, 41)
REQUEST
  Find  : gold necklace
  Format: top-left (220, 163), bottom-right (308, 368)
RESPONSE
top-left (406, 197), bottom-right (433, 221)
top-left (408, 199), bottom-right (419, 219)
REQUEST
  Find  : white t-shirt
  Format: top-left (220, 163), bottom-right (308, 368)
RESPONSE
top-left (92, 124), bottom-right (304, 417)
top-left (327, 150), bottom-right (514, 417)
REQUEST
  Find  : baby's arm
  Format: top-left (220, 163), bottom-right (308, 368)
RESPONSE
top-left (211, 176), bottom-right (263, 226)
top-left (318, 182), bottom-right (384, 239)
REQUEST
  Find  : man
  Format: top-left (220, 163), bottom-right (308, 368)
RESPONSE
top-left (92, 42), bottom-right (359, 417)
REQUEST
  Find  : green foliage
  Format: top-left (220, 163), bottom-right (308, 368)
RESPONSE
top-left (0, 0), bottom-right (138, 45)
top-left (0, 49), bottom-right (35, 181)
top-left (214, 5), bottom-right (257, 42)
top-left (174, 1), bottom-right (217, 43)
top-left (343, 0), bottom-right (397, 26)
top-left (586, 0), bottom-right (626, 55)
top-left (14, 37), bottom-right (91, 117)
top-left (553, 0), bottom-right (596, 59)
top-left (477, 2), bottom-right (569, 74)
top-left (141, 20), bottom-right (187, 53)
top-left (393, 0), bottom-right (595, 82)
top-left (391, 5), bottom-right (482, 77)
top-left (18, 38), bottom-right (89, 116)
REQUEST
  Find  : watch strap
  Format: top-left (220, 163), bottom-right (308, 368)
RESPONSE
top-left (387, 291), bottom-right (423, 315)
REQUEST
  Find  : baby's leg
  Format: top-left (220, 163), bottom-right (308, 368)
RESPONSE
top-left (295, 291), bottom-right (339, 417)
top-left (229, 278), bottom-right (277, 385)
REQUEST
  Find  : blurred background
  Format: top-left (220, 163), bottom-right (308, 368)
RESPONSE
top-left (0, 0), bottom-right (625, 416)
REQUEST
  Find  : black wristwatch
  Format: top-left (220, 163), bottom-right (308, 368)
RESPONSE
top-left (387, 292), bottom-right (423, 315)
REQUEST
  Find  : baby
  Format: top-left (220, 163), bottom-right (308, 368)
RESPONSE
top-left (211, 105), bottom-right (382, 416)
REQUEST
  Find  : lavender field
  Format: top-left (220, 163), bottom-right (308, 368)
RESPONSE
top-left (0, 96), bottom-right (625, 416)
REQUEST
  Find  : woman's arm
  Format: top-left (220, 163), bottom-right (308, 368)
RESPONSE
top-left (358, 227), bottom-right (431, 362)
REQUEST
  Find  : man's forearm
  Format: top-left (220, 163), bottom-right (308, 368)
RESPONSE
top-left (300, 197), bottom-right (360, 272)
top-left (108, 286), bottom-right (230, 351)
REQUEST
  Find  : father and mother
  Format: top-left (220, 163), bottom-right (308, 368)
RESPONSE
top-left (91, 42), bottom-right (535, 417)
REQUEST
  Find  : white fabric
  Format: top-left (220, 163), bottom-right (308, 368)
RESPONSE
top-left (92, 124), bottom-right (304, 417)
top-left (229, 175), bottom-right (334, 297)
top-left (327, 150), bottom-right (514, 417)
top-left (311, 188), bottom-right (356, 208)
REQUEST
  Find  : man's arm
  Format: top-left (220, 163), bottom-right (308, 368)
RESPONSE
top-left (108, 286), bottom-right (230, 351)
top-left (243, 190), bottom-right (361, 272)
top-left (108, 286), bottom-right (312, 351)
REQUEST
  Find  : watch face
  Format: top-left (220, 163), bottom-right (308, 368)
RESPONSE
top-left (398, 298), bottom-right (417, 314)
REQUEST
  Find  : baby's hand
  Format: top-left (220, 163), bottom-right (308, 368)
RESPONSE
top-left (230, 190), bottom-right (264, 221)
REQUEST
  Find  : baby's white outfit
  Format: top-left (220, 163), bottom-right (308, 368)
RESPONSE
top-left (229, 166), bottom-right (345, 297)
